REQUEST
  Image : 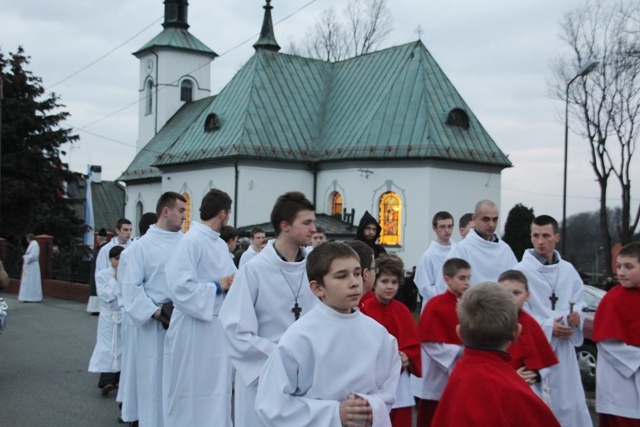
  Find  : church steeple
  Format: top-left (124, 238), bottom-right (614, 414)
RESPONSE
top-left (253, 0), bottom-right (281, 52)
top-left (163, 0), bottom-right (189, 30)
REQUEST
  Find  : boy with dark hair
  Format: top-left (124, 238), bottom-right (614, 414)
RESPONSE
top-left (432, 282), bottom-right (560, 426)
top-left (89, 245), bottom-right (125, 396)
top-left (219, 191), bottom-right (319, 427)
top-left (415, 211), bottom-right (456, 309)
top-left (345, 240), bottom-right (377, 309)
top-left (414, 258), bottom-right (469, 426)
top-left (458, 212), bottom-right (474, 239)
top-left (256, 242), bottom-right (400, 426)
top-left (220, 225), bottom-right (239, 257)
top-left (593, 242), bottom-right (640, 425)
top-left (361, 254), bottom-right (421, 427)
top-left (310, 225), bottom-right (327, 248)
top-left (239, 226), bottom-right (266, 267)
top-left (498, 270), bottom-right (558, 399)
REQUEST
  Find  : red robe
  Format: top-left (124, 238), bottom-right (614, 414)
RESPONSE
top-left (418, 290), bottom-right (462, 345)
top-left (508, 310), bottom-right (558, 371)
top-left (358, 290), bottom-right (375, 312)
top-left (593, 285), bottom-right (640, 345)
top-left (361, 297), bottom-right (422, 378)
top-left (432, 348), bottom-right (561, 426)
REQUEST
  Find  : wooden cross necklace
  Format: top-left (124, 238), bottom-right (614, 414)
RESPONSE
top-left (279, 269), bottom-right (305, 320)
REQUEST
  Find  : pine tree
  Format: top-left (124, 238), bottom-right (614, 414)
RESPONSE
top-left (0, 47), bottom-right (85, 246)
top-left (502, 203), bottom-right (535, 261)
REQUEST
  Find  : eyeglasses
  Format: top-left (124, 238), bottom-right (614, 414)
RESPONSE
top-left (366, 266), bottom-right (379, 275)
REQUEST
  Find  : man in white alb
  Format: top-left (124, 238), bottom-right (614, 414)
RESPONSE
top-left (239, 226), bottom-right (266, 267)
top-left (514, 215), bottom-right (591, 427)
top-left (120, 192), bottom-right (186, 427)
top-left (219, 191), bottom-right (319, 427)
top-left (440, 200), bottom-right (516, 287)
top-left (414, 211), bottom-right (457, 310)
top-left (163, 189), bottom-right (236, 426)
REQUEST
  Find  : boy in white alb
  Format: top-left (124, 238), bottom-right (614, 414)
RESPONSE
top-left (593, 242), bottom-right (640, 425)
top-left (414, 211), bottom-right (457, 310)
top-left (255, 242), bottom-right (400, 427)
top-left (219, 192), bottom-right (320, 427)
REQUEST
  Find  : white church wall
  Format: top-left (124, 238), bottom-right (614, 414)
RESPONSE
top-left (158, 162), bottom-right (314, 229)
top-left (316, 162), bottom-right (502, 268)
top-left (124, 181), bottom-right (163, 236)
top-left (235, 164), bottom-right (314, 227)
top-left (162, 166), bottom-right (236, 226)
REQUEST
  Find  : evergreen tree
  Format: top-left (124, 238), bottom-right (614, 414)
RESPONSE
top-left (502, 203), bottom-right (535, 261)
top-left (0, 47), bottom-right (85, 247)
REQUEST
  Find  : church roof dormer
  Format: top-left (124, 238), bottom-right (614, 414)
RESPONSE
top-left (253, 0), bottom-right (281, 52)
top-left (133, 0), bottom-right (217, 58)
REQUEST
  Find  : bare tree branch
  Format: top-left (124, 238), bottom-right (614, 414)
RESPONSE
top-left (287, 0), bottom-right (393, 62)
top-left (549, 0), bottom-right (640, 274)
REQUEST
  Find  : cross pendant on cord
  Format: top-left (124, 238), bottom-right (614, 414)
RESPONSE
top-left (549, 293), bottom-right (558, 310)
top-left (292, 302), bottom-right (302, 320)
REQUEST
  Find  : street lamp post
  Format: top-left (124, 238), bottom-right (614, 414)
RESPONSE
top-left (561, 59), bottom-right (599, 255)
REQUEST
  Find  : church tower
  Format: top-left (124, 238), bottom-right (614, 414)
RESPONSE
top-left (133, 0), bottom-right (217, 151)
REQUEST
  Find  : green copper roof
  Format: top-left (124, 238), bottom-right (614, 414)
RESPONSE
top-left (122, 41), bottom-right (511, 182)
top-left (133, 27), bottom-right (217, 58)
top-left (118, 97), bottom-right (214, 182)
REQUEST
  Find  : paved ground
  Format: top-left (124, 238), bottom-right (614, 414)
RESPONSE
top-left (0, 293), bottom-right (121, 427)
top-left (0, 291), bottom-right (598, 426)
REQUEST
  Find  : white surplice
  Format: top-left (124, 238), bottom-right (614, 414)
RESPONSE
top-left (90, 237), bottom-right (133, 313)
top-left (438, 229), bottom-right (516, 288)
top-left (120, 225), bottom-right (182, 427)
top-left (255, 302), bottom-right (401, 427)
top-left (414, 240), bottom-right (456, 310)
top-left (412, 342), bottom-right (462, 400)
top-left (218, 239), bottom-right (318, 427)
top-left (515, 249), bottom-right (591, 427)
top-left (238, 245), bottom-right (258, 267)
top-left (18, 240), bottom-right (42, 302)
top-left (162, 221), bottom-right (237, 426)
top-left (88, 266), bottom-right (122, 373)
top-left (115, 247), bottom-right (138, 422)
top-left (596, 340), bottom-right (640, 420)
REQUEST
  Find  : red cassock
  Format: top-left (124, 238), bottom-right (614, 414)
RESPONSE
top-left (358, 290), bottom-right (376, 312)
top-left (432, 348), bottom-right (561, 427)
top-left (418, 290), bottom-right (462, 345)
top-left (593, 285), bottom-right (640, 346)
top-left (507, 310), bottom-right (558, 371)
top-left (361, 298), bottom-right (421, 378)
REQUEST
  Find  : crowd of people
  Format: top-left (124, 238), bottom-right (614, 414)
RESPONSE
top-left (78, 190), bottom-right (639, 427)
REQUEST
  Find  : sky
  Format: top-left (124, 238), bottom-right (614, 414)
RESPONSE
top-left (2, 0), bottom-right (638, 225)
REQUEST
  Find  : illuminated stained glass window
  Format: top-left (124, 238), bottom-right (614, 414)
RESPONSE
top-left (182, 193), bottom-right (191, 233)
top-left (378, 192), bottom-right (401, 245)
top-left (332, 193), bottom-right (343, 216)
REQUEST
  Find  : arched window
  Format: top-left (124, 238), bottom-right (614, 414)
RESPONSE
top-left (136, 201), bottom-right (143, 233)
top-left (204, 113), bottom-right (221, 131)
top-left (180, 79), bottom-right (193, 103)
top-left (445, 108), bottom-right (470, 129)
top-left (378, 192), bottom-right (402, 246)
top-left (332, 193), bottom-right (343, 217)
top-left (145, 79), bottom-right (154, 115)
top-left (182, 193), bottom-right (191, 233)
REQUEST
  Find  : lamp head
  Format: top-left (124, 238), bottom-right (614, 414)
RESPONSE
top-left (578, 59), bottom-right (599, 77)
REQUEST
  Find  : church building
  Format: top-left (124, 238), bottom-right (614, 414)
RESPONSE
top-left (119, 0), bottom-right (512, 266)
